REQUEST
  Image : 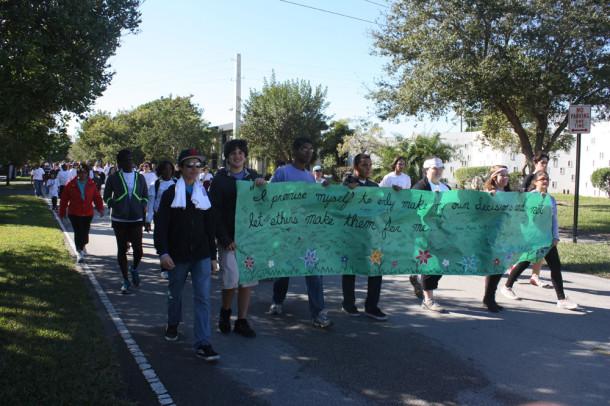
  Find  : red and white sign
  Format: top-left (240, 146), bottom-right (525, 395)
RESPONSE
top-left (568, 105), bottom-right (591, 134)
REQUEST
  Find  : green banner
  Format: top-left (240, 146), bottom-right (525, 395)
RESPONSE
top-left (234, 182), bottom-right (553, 283)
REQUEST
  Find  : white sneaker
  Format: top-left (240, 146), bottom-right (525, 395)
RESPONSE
top-left (421, 299), bottom-right (446, 313)
top-left (557, 298), bottom-right (579, 310)
top-left (160, 271), bottom-right (169, 280)
top-left (80, 250), bottom-right (86, 259)
top-left (501, 286), bottom-right (520, 300)
top-left (76, 252), bottom-right (84, 263)
top-left (312, 310), bottom-right (333, 328)
top-left (267, 303), bottom-right (283, 315)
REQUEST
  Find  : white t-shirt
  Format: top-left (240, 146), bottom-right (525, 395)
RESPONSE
top-left (57, 170), bottom-right (71, 186)
top-left (68, 168), bottom-right (77, 180)
top-left (122, 170), bottom-right (136, 197)
top-left (143, 171), bottom-right (157, 189)
top-left (380, 172), bottom-right (411, 189)
top-left (46, 178), bottom-right (59, 197)
top-left (32, 168), bottom-right (45, 180)
top-left (430, 181), bottom-right (450, 192)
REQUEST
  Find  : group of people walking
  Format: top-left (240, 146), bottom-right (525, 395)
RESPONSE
top-left (47, 139), bottom-right (578, 363)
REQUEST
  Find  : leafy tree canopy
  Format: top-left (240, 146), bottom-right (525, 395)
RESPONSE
top-left (241, 73), bottom-right (330, 163)
top-left (591, 167), bottom-right (610, 197)
top-left (372, 0), bottom-right (610, 168)
top-left (71, 96), bottom-right (214, 164)
top-left (0, 0), bottom-right (141, 163)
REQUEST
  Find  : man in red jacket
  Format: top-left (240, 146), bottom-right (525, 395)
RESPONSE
top-left (59, 163), bottom-right (104, 263)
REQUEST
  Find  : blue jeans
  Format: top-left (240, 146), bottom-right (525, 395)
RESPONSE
top-left (34, 180), bottom-right (43, 197)
top-left (272, 276), bottom-right (325, 318)
top-left (168, 257), bottom-right (212, 349)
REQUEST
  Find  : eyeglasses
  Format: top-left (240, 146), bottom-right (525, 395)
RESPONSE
top-left (183, 163), bottom-right (202, 169)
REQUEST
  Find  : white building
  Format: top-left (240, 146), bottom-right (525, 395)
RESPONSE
top-left (440, 121), bottom-right (610, 197)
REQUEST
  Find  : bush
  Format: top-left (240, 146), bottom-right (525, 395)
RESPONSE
top-left (454, 166), bottom-right (488, 189)
top-left (591, 167), bottom-right (610, 197)
top-left (509, 172), bottom-right (523, 192)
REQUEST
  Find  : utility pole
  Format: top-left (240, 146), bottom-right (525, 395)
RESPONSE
top-left (233, 53), bottom-right (241, 138)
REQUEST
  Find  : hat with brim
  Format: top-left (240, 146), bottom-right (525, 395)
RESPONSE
top-left (178, 148), bottom-right (205, 164)
top-left (312, 165), bottom-right (322, 171)
top-left (423, 157), bottom-right (444, 169)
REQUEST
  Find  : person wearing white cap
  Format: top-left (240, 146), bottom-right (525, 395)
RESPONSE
top-left (379, 156), bottom-right (411, 190)
top-left (312, 165), bottom-right (324, 183)
top-left (410, 156), bottom-right (450, 312)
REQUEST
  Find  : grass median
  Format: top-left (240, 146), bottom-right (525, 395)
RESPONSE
top-left (0, 190), bottom-right (133, 405)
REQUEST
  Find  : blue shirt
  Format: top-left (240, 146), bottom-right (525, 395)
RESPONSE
top-left (77, 180), bottom-right (86, 200)
top-left (271, 164), bottom-right (315, 183)
top-left (185, 184), bottom-right (193, 195)
top-left (230, 169), bottom-right (247, 180)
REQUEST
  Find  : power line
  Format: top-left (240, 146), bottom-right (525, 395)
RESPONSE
top-left (363, 0), bottom-right (389, 8)
top-left (278, 0), bottom-right (378, 25)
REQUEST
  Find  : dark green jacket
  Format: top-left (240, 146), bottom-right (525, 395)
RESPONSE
top-left (103, 171), bottom-right (148, 221)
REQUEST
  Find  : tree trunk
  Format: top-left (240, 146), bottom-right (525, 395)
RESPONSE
top-left (496, 100), bottom-right (534, 164)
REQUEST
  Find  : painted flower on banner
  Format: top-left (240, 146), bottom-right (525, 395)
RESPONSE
top-left (391, 260), bottom-right (398, 268)
top-left (341, 255), bottom-right (349, 265)
top-left (442, 259), bottom-right (450, 268)
top-left (459, 255), bottom-right (479, 273)
top-left (268, 260), bottom-right (275, 268)
top-left (301, 249), bottom-right (319, 268)
top-left (493, 258), bottom-right (501, 266)
top-left (415, 249), bottom-right (432, 265)
top-left (370, 249), bottom-right (383, 265)
top-left (244, 256), bottom-right (255, 270)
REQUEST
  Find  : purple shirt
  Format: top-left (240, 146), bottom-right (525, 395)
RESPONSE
top-left (271, 164), bottom-right (315, 184)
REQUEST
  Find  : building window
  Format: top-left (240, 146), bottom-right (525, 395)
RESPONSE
top-left (510, 153), bottom-right (516, 161)
top-left (553, 158), bottom-right (558, 168)
top-left (571, 174), bottom-right (575, 183)
top-left (551, 181), bottom-right (557, 189)
top-left (567, 160), bottom-right (572, 167)
top-left (513, 167), bottom-right (518, 173)
top-left (559, 167), bottom-right (565, 175)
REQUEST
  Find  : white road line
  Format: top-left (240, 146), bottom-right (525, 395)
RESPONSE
top-left (47, 199), bottom-right (175, 406)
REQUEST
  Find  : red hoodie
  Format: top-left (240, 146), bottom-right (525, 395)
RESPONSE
top-left (59, 178), bottom-right (104, 218)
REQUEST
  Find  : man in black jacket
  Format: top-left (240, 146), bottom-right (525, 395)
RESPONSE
top-left (208, 139), bottom-right (265, 338)
top-left (154, 148), bottom-right (219, 362)
top-left (103, 149), bottom-right (148, 294)
top-left (341, 153), bottom-right (387, 321)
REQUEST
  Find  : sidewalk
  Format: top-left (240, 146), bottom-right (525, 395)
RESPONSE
top-left (56, 201), bottom-right (610, 405)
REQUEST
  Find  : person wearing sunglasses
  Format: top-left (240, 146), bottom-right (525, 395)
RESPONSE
top-left (103, 149), bottom-right (149, 294)
top-left (59, 163), bottom-right (104, 263)
top-left (154, 148), bottom-right (220, 362)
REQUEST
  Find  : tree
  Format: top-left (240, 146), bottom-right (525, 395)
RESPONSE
top-left (72, 96), bottom-right (214, 164)
top-left (320, 120), bottom-right (353, 167)
top-left (0, 1), bottom-right (141, 163)
top-left (591, 168), bottom-right (610, 197)
top-left (241, 73), bottom-right (330, 163)
top-left (377, 133), bottom-right (454, 179)
top-left (372, 1), bottom-right (610, 169)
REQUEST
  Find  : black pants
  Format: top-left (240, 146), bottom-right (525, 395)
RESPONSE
top-left (484, 274), bottom-right (503, 300)
top-left (506, 246), bottom-right (565, 300)
top-left (51, 196), bottom-right (57, 210)
top-left (69, 215), bottom-right (92, 251)
top-left (111, 221), bottom-right (143, 278)
top-left (422, 275), bottom-right (442, 291)
top-left (342, 275), bottom-right (382, 311)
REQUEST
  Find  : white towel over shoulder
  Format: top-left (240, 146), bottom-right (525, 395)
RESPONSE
top-left (171, 177), bottom-right (211, 210)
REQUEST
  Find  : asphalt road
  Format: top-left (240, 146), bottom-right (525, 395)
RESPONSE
top-left (60, 211), bottom-right (610, 406)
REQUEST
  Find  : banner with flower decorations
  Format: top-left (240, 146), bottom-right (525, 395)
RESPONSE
top-left (234, 182), bottom-right (553, 283)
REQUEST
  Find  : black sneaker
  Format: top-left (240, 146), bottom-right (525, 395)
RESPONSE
top-left (483, 297), bottom-right (504, 313)
top-left (342, 306), bottom-right (361, 317)
top-left (234, 318), bottom-right (256, 338)
top-left (409, 275), bottom-right (423, 299)
top-left (196, 345), bottom-right (220, 362)
top-left (218, 308), bottom-right (231, 334)
top-left (164, 324), bottom-right (178, 341)
top-left (365, 307), bottom-right (388, 321)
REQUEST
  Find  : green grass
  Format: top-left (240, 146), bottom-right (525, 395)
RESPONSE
top-left (0, 194), bottom-right (133, 405)
top-left (554, 193), bottom-right (610, 235)
top-left (558, 242), bottom-right (610, 279)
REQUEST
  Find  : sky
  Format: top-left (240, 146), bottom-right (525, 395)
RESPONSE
top-left (81, 0), bottom-right (460, 138)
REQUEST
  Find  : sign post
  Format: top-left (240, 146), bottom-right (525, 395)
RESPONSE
top-left (568, 105), bottom-right (591, 243)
